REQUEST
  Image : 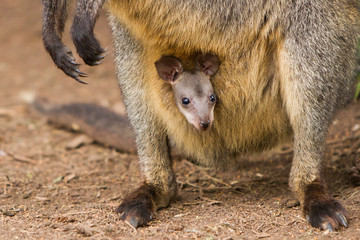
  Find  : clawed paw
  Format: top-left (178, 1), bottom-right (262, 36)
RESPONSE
top-left (115, 184), bottom-right (156, 228)
top-left (72, 30), bottom-right (107, 67)
top-left (305, 198), bottom-right (348, 231)
top-left (116, 201), bottom-right (153, 228)
top-left (54, 45), bottom-right (88, 84)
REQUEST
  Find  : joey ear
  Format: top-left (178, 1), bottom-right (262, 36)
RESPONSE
top-left (195, 53), bottom-right (219, 76)
top-left (155, 56), bottom-right (183, 83)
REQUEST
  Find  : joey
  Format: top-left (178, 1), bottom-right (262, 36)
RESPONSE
top-left (155, 53), bottom-right (219, 131)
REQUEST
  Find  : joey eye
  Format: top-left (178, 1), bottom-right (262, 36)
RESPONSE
top-left (182, 98), bottom-right (190, 105)
top-left (209, 94), bottom-right (216, 102)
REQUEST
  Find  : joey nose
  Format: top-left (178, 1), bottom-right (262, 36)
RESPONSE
top-left (200, 121), bottom-right (210, 130)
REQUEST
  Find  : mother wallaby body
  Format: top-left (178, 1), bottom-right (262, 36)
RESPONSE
top-left (42, 0), bottom-right (360, 231)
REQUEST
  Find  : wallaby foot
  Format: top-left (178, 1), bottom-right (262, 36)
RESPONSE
top-left (116, 183), bottom-right (156, 228)
top-left (116, 181), bottom-right (176, 228)
top-left (303, 179), bottom-right (348, 231)
top-left (71, 26), bottom-right (107, 66)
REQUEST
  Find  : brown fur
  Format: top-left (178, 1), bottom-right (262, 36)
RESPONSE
top-left (107, 0), bottom-right (359, 230)
top-left (42, 0), bottom-right (360, 231)
top-left (108, 2), bottom-right (294, 166)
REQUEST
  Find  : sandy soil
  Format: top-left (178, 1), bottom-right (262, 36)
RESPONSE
top-left (0, 1), bottom-right (360, 239)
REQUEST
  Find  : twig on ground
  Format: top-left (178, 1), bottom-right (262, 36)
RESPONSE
top-left (7, 152), bottom-right (37, 164)
top-left (202, 172), bottom-right (232, 187)
top-left (349, 137), bottom-right (360, 154)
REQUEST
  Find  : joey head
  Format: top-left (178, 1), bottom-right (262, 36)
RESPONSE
top-left (155, 53), bottom-right (219, 131)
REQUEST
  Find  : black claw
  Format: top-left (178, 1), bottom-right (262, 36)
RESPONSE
top-left (99, 51), bottom-right (108, 60)
top-left (79, 73), bottom-right (88, 77)
top-left (75, 69), bottom-right (88, 77)
top-left (73, 76), bottom-right (88, 84)
top-left (70, 60), bottom-right (81, 66)
top-left (96, 54), bottom-right (106, 62)
top-left (68, 56), bottom-right (75, 62)
top-left (323, 222), bottom-right (334, 232)
top-left (337, 213), bottom-right (348, 227)
top-left (102, 51), bottom-right (108, 57)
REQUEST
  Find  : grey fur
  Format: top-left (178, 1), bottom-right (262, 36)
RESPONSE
top-left (107, 0), bottom-right (359, 229)
top-left (42, 0), bottom-right (360, 231)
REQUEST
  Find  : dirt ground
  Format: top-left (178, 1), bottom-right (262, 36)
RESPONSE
top-left (1, 1), bottom-right (360, 239)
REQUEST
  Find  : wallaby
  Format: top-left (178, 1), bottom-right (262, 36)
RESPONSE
top-left (42, 0), bottom-right (360, 231)
top-left (155, 53), bottom-right (219, 131)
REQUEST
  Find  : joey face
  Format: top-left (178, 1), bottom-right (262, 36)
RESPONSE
top-left (173, 72), bottom-right (216, 131)
top-left (155, 53), bottom-right (219, 131)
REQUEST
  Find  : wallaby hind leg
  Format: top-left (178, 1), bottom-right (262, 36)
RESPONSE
top-left (286, 112), bottom-right (348, 232)
top-left (115, 135), bottom-right (177, 228)
top-left (115, 134), bottom-right (177, 228)
top-left (279, 3), bottom-right (358, 231)
top-left (109, 17), bottom-right (177, 228)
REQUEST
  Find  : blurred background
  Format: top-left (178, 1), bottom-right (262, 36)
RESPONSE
top-left (0, 0), bottom-right (123, 108)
